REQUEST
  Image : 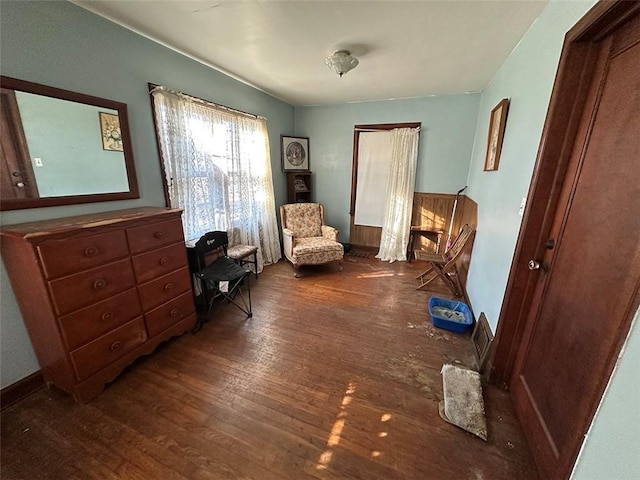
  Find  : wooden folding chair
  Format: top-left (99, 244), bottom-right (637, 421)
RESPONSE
top-left (414, 224), bottom-right (475, 296)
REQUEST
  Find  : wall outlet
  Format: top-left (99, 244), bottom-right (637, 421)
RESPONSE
top-left (34, 157), bottom-right (43, 167)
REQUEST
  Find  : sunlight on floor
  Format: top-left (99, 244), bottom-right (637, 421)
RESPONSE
top-left (316, 382), bottom-right (357, 470)
top-left (371, 412), bottom-right (392, 459)
top-left (316, 391), bottom-right (394, 470)
top-left (357, 271), bottom-right (396, 279)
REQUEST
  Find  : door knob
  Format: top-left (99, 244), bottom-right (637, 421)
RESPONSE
top-left (528, 260), bottom-right (541, 270)
top-left (15, 182), bottom-right (25, 188)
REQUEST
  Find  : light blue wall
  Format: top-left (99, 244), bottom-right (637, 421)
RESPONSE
top-left (294, 95), bottom-right (480, 236)
top-left (463, 0), bottom-right (638, 477)
top-left (464, 0), bottom-right (597, 330)
top-left (571, 307), bottom-right (640, 480)
top-left (0, 0), bottom-right (293, 388)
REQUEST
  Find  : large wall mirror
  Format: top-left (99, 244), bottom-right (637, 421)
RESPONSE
top-left (0, 76), bottom-right (139, 210)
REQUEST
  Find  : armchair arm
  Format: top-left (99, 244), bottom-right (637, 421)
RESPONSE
top-left (282, 228), bottom-right (295, 258)
top-left (321, 225), bottom-right (339, 242)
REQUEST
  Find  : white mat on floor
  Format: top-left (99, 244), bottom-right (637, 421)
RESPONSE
top-left (439, 364), bottom-right (487, 441)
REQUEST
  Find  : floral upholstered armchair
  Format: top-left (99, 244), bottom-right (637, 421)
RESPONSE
top-left (280, 203), bottom-right (344, 277)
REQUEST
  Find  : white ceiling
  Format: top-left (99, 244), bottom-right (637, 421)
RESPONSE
top-left (73, 1), bottom-right (548, 106)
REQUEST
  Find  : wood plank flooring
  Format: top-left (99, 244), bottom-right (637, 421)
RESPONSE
top-left (1, 255), bottom-right (539, 479)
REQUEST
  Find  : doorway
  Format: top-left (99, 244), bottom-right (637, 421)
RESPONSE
top-left (349, 122), bottom-right (420, 249)
top-left (0, 88), bottom-right (39, 200)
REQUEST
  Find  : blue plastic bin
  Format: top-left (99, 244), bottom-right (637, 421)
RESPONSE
top-left (428, 297), bottom-right (473, 333)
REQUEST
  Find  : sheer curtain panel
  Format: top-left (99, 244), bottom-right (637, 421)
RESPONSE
top-left (151, 87), bottom-right (281, 272)
top-left (376, 127), bottom-right (420, 263)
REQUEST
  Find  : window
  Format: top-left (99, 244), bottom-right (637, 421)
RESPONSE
top-left (150, 86), bottom-right (281, 270)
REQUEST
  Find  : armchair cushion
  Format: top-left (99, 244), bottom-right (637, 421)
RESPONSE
top-left (293, 237), bottom-right (344, 265)
top-left (282, 203), bottom-right (323, 238)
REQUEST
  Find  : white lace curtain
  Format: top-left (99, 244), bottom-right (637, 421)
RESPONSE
top-left (151, 87), bottom-right (281, 271)
top-left (376, 127), bottom-right (420, 263)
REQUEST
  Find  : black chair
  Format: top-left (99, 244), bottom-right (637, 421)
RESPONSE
top-left (192, 231), bottom-right (252, 331)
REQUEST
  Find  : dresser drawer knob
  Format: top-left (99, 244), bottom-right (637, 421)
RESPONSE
top-left (170, 308), bottom-right (179, 317)
top-left (159, 257), bottom-right (169, 266)
top-left (101, 312), bottom-right (113, 321)
top-left (153, 231), bottom-right (164, 239)
top-left (93, 279), bottom-right (107, 290)
top-left (164, 283), bottom-right (174, 291)
top-left (84, 246), bottom-right (99, 257)
top-left (110, 341), bottom-right (122, 352)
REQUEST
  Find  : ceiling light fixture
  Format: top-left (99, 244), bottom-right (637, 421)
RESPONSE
top-left (325, 50), bottom-right (359, 77)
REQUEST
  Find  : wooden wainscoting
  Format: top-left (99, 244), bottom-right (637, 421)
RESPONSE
top-left (350, 192), bottom-right (477, 254)
top-left (411, 193), bottom-right (454, 237)
top-left (348, 219), bottom-right (382, 251)
top-left (412, 192), bottom-right (478, 252)
top-left (450, 195), bottom-right (477, 288)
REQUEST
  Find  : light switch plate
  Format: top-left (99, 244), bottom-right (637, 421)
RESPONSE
top-left (34, 157), bottom-right (43, 167)
top-left (518, 197), bottom-right (527, 216)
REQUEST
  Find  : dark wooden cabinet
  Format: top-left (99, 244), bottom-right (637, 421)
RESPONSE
top-left (0, 207), bottom-right (196, 403)
top-left (286, 171), bottom-right (312, 203)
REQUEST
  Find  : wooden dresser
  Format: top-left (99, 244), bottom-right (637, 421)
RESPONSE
top-left (0, 207), bottom-right (196, 403)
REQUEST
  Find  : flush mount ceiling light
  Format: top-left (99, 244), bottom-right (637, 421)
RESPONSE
top-left (325, 50), bottom-right (359, 77)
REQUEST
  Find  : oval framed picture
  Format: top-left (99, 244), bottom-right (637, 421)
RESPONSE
top-left (281, 135), bottom-right (310, 172)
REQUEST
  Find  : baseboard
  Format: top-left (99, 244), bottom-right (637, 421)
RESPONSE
top-left (1, 371), bottom-right (45, 409)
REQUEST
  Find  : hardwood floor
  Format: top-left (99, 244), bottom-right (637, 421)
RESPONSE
top-left (1, 256), bottom-right (538, 479)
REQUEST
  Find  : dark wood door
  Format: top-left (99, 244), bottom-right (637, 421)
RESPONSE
top-left (510, 10), bottom-right (640, 480)
top-left (0, 87), bottom-right (39, 200)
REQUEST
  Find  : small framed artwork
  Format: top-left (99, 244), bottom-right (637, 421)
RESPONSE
top-left (281, 135), bottom-right (310, 172)
top-left (484, 99), bottom-right (510, 171)
top-left (294, 178), bottom-right (308, 191)
top-left (99, 112), bottom-right (123, 152)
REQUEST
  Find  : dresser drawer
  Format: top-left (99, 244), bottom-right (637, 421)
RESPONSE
top-left (70, 317), bottom-right (147, 381)
top-left (138, 267), bottom-right (191, 311)
top-left (145, 291), bottom-right (195, 338)
top-left (49, 259), bottom-right (136, 316)
top-left (132, 242), bottom-right (188, 284)
top-left (37, 230), bottom-right (130, 279)
top-left (59, 288), bottom-right (142, 350)
top-left (127, 218), bottom-right (184, 254)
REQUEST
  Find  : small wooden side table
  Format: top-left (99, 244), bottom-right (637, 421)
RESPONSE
top-left (407, 227), bottom-right (443, 262)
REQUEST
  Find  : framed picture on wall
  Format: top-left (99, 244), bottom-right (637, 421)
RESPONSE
top-left (484, 98), bottom-right (510, 171)
top-left (281, 135), bottom-right (310, 172)
top-left (99, 112), bottom-right (123, 152)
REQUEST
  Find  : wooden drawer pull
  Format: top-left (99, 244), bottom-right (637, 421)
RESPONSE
top-left (101, 312), bottom-right (114, 321)
top-left (93, 279), bottom-right (107, 290)
top-left (110, 341), bottom-right (122, 352)
top-left (164, 283), bottom-right (174, 291)
top-left (159, 257), bottom-right (169, 266)
top-left (153, 231), bottom-right (164, 239)
top-left (170, 308), bottom-right (179, 317)
top-left (84, 246), bottom-right (99, 257)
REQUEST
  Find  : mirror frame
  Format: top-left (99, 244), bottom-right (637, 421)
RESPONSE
top-left (0, 75), bottom-right (139, 211)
